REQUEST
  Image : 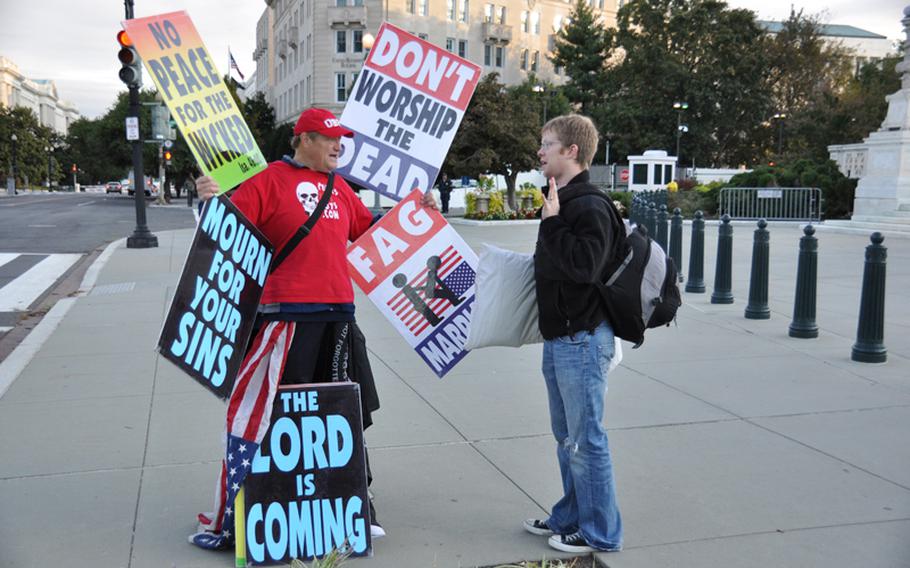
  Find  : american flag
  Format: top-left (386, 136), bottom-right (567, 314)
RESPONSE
top-left (192, 321), bottom-right (295, 550)
top-left (386, 246), bottom-right (475, 337)
top-left (229, 50), bottom-right (245, 80)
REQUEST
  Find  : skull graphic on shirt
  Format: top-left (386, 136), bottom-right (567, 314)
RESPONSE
top-left (296, 182), bottom-right (319, 214)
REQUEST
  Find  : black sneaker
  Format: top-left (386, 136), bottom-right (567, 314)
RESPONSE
top-left (548, 531), bottom-right (622, 553)
top-left (369, 495), bottom-right (386, 538)
top-left (523, 518), bottom-right (554, 536)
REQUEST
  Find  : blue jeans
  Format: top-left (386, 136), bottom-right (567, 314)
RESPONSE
top-left (542, 322), bottom-right (623, 550)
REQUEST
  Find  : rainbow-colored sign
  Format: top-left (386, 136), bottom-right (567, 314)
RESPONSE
top-left (122, 12), bottom-right (266, 191)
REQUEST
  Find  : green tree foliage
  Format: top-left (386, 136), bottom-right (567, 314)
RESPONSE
top-left (444, 74), bottom-right (543, 208)
top-left (243, 91), bottom-right (277, 155)
top-left (599, 0), bottom-right (772, 167)
top-left (549, 0), bottom-right (611, 117)
top-left (0, 106), bottom-right (59, 188)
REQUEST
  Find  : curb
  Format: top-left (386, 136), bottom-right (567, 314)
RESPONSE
top-left (0, 237), bottom-right (125, 400)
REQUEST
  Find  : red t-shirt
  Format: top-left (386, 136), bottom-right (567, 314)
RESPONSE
top-left (231, 161), bottom-right (374, 304)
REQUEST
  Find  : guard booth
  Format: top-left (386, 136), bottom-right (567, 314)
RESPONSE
top-left (628, 150), bottom-right (676, 192)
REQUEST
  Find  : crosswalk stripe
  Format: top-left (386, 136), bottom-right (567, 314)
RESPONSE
top-left (0, 253), bottom-right (18, 270)
top-left (0, 254), bottom-right (82, 311)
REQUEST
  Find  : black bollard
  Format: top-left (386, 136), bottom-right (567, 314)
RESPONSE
top-left (669, 207), bottom-right (684, 282)
top-left (745, 219), bottom-right (771, 319)
top-left (852, 232), bottom-right (887, 363)
top-left (711, 214), bottom-right (734, 304)
top-left (685, 210), bottom-right (705, 293)
top-left (646, 202), bottom-right (657, 239)
top-left (656, 205), bottom-right (669, 251)
top-left (789, 224), bottom-right (819, 338)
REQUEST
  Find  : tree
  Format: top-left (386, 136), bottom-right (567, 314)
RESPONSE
top-left (549, 0), bottom-right (611, 117)
top-left (599, 0), bottom-right (773, 167)
top-left (0, 106), bottom-right (57, 188)
top-left (243, 91), bottom-right (277, 155)
top-left (444, 74), bottom-right (543, 209)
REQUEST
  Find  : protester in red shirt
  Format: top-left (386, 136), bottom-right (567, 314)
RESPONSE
top-left (189, 108), bottom-right (436, 550)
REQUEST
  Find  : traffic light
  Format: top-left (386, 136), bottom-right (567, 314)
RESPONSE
top-left (71, 163), bottom-right (77, 173)
top-left (164, 150), bottom-right (172, 166)
top-left (116, 30), bottom-right (142, 87)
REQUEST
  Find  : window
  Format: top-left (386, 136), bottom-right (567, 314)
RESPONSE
top-left (459, 0), bottom-right (469, 23)
top-left (336, 73), bottom-right (347, 102)
top-left (336, 0), bottom-right (345, 6)
top-left (632, 164), bottom-right (647, 185)
top-left (458, 40), bottom-right (467, 58)
top-left (531, 50), bottom-right (539, 72)
top-left (495, 45), bottom-right (504, 67)
top-left (520, 49), bottom-right (528, 70)
top-left (497, 6), bottom-right (506, 24)
top-left (553, 15), bottom-right (563, 32)
top-left (408, 0), bottom-right (416, 13)
top-left (419, 0), bottom-right (428, 15)
top-left (336, 30), bottom-right (346, 53)
top-left (664, 164), bottom-right (674, 184)
top-left (418, 33), bottom-right (429, 40)
top-left (446, 37), bottom-right (456, 52)
top-left (353, 0), bottom-right (363, 5)
top-left (447, 0), bottom-right (456, 20)
top-left (484, 3), bottom-right (493, 22)
top-left (532, 11), bottom-right (540, 34)
top-left (484, 44), bottom-right (492, 66)
top-left (521, 10), bottom-right (528, 32)
top-left (353, 29), bottom-right (364, 53)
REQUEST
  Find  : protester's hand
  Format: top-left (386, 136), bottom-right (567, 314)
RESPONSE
top-left (541, 177), bottom-right (560, 220)
top-left (195, 175), bottom-right (220, 202)
top-left (420, 190), bottom-right (439, 211)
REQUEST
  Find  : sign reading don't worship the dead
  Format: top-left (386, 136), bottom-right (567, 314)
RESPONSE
top-left (240, 383), bottom-right (371, 565)
top-left (157, 196), bottom-right (273, 398)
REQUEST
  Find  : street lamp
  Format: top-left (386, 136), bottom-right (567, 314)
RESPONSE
top-left (9, 133), bottom-right (18, 195)
top-left (673, 101), bottom-right (688, 180)
top-left (44, 145), bottom-right (53, 190)
top-left (772, 112), bottom-right (786, 156)
top-left (532, 84), bottom-right (548, 124)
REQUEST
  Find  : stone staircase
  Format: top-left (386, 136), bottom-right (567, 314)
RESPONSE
top-left (820, 208), bottom-right (910, 238)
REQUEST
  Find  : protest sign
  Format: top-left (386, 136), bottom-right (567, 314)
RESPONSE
top-left (337, 22), bottom-right (481, 202)
top-left (347, 189), bottom-right (477, 377)
top-left (157, 196), bottom-right (273, 398)
top-left (122, 12), bottom-right (267, 191)
top-left (239, 383), bottom-right (371, 565)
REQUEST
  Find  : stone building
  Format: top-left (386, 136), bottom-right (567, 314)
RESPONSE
top-left (251, 0), bottom-right (618, 122)
top-left (0, 56), bottom-right (79, 135)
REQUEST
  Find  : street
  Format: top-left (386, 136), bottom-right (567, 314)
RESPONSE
top-left (0, 191), bottom-right (196, 358)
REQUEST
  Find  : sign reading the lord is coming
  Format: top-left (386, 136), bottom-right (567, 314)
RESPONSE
top-left (157, 196), bottom-right (273, 398)
top-left (347, 189), bottom-right (477, 377)
top-left (336, 22), bottom-right (481, 201)
top-left (122, 11), bottom-right (267, 191)
top-left (240, 383), bottom-right (371, 565)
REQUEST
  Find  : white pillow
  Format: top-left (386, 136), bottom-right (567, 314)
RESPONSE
top-left (465, 244), bottom-right (624, 373)
top-left (465, 244), bottom-right (543, 349)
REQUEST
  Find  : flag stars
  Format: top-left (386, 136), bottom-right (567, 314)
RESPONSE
top-left (227, 453), bottom-right (234, 462)
top-left (239, 444), bottom-right (247, 453)
top-left (241, 458), bottom-right (251, 468)
top-left (232, 482), bottom-right (240, 491)
top-left (229, 467), bottom-right (237, 476)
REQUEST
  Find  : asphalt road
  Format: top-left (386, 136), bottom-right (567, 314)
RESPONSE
top-left (0, 190), bottom-right (197, 361)
top-left (0, 191), bottom-right (196, 253)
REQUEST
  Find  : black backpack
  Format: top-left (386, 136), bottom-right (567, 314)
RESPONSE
top-left (594, 196), bottom-right (681, 347)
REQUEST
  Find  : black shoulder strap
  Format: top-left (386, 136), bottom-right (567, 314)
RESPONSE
top-left (269, 172), bottom-right (335, 274)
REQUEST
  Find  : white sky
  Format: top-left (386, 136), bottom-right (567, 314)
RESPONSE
top-left (0, 0), bottom-right (904, 119)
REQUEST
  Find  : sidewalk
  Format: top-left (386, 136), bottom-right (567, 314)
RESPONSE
top-left (0, 222), bottom-right (908, 568)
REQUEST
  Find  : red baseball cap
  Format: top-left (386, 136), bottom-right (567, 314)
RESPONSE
top-left (293, 108), bottom-right (353, 137)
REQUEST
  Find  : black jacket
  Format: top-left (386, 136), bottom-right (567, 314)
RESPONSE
top-left (534, 171), bottom-right (622, 340)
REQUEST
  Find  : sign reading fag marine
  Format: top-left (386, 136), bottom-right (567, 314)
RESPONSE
top-left (347, 189), bottom-right (478, 377)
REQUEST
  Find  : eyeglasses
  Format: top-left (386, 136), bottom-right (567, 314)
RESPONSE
top-left (539, 140), bottom-right (560, 151)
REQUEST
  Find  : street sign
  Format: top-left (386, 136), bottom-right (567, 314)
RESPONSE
top-left (620, 168), bottom-right (630, 183)
top-left (151, 104), bottom-right (169, 140)
top-left (125, 117), bottom-right (139, 141)
top-left (163, 139), bottom-right (173, 149)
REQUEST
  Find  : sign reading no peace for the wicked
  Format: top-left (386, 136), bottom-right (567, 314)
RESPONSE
top-left (122, 11), bottom-right (267, 191)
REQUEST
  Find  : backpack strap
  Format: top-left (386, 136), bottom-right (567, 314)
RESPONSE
top-left (269, 172), bottom-right (335, 274)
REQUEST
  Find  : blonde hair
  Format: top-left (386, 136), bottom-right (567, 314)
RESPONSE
top-left (542, 114), bottom-right (599, 170)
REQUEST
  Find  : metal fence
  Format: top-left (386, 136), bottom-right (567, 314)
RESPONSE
top-left (718, 187), bottom-right (821, 222)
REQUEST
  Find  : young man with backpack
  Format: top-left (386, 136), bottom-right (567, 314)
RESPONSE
top-left (523, 114), bottom-right (624, 553)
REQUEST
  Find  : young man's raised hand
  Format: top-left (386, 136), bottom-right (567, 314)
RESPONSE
top-left (541, 177), bottom-right (560, 220)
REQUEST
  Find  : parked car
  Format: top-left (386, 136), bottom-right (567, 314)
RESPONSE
top-left (105, 181), bottom-right (123, 194)
top-left (126, 182), bottom-right (158, 198)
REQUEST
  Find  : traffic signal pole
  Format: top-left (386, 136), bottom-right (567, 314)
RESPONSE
top-left (121, 1), bottom-right (157, 249)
